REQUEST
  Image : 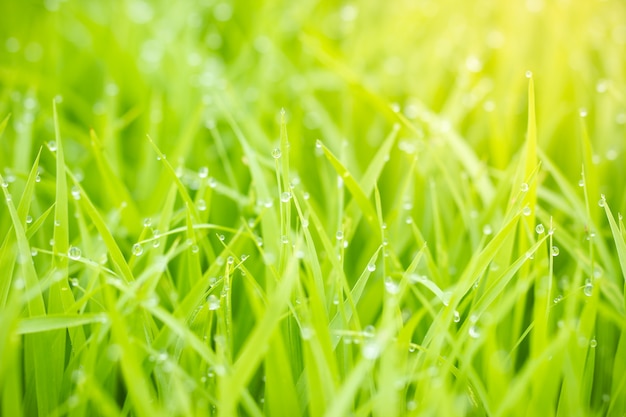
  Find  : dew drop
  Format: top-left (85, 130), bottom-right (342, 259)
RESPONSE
top-left (583, 283), bottom-right (593, 297)
top-left (143, 218), bottom-right (152, 227)
top-left (482, 225), bottom-right (493, 236)
top-left (218, 234), bottom-right (225, 241)
top-left (593, 267), bottom-right (603, 279)
top-left (598, 195), bottom-right (606, 207)
top-left (384, 276), bottom-right (400, 295)
top-left (208, 177), bottom-right (217, 188)
top-left (578, 179), bottom-right (585, 187)
top-left (535, 224), bottom-right (544, 234)
top-left (469, 325), bottom-right (481, 339)
top-left (47, 141), bottom-right (57, 152)
top-left (198, 166), bottom-right (209, 179)
top-left (367, 263), bottom-right (376, 272)
top-left (132, 243), bottom-right (144, 257)
top-left (0, 181), bottom-right (7, 188)
top-left (13, 277), bottom-right (25, 290)
top-left (227, 256), bottom-right (234, 265)
top-left (26, 215), bottom-right (33, 224)
top-left (197, 199), bottom-right (207, 211)
top-left (71, 185), bottom-right (81, 200)
top-left (280, 192), bottom-right (291, 203)
top-left (551, 246), bottom-right (560, 257)
top-left (465, 55), bottom-right (483, 73)
top-left (68, 246), bottom-right (81, 260)
top-left (520, 183), bottom-right (529, 192)
top-left (300, 327), bottom-right (314, 340)
top-left (336, 231), bottom-right (344, 240)
top-left (191, 244), bottom-right (199, 254)
top-left (553, 295), bottom-right (563, 304)
top-left (590, 339), bottom-right (597, 348)
top-left (361, 340), bottom-right (381, 360)
top-left (579, 108), bottom-right (588, 118)
top-left (271, 148), bottom-right (281, 159)
top-left (525, 70), bottom-right (533, 79)
top-left (207, 294), bottom-right (220, 310)
top-left (522, 206), bottom-right (532, 216)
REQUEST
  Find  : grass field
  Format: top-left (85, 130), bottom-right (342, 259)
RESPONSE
top-left (1, 0), bottom-right (626, 416)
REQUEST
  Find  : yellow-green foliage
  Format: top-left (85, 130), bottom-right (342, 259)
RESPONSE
top-left (0, 1), bottom-right (625, 416)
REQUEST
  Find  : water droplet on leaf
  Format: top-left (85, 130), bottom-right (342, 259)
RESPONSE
top-left (132, 243), bottom-right (144, 256)
top-left (207, 294), bottom-right (220, 310)
top-left (68, 246), bottom-right (81, 260)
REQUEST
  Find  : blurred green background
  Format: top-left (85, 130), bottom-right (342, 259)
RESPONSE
top-left (2, 0), bottom-right (624, 183)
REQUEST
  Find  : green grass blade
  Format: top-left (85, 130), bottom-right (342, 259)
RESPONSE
top-left (16, 313), bottom-right (107, 334)
top-left (318, 140), bottom-right (380, 239)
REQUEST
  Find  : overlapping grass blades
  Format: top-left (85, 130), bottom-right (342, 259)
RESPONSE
top-left (1, 1), bottom-right (625, 416)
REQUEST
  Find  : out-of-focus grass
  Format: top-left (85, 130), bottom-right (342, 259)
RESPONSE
top-left (1, 0), bottom-right (625, 416)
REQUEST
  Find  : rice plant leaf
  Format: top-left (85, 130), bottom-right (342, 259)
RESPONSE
top-left (603, 201), bottom-right (626, 305)
top-left (318, 140), bottom-right (380, 238)
top-left (0, 114), bottom-right (9, 138)
top-left (219, 247), bottom-right (301, 416)
top-left (16, 314), bottom-right (107, 334)
top-left (69, 172), bottom-right (135, 284)
top-left (89, 129), bottom-right (141, 235)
